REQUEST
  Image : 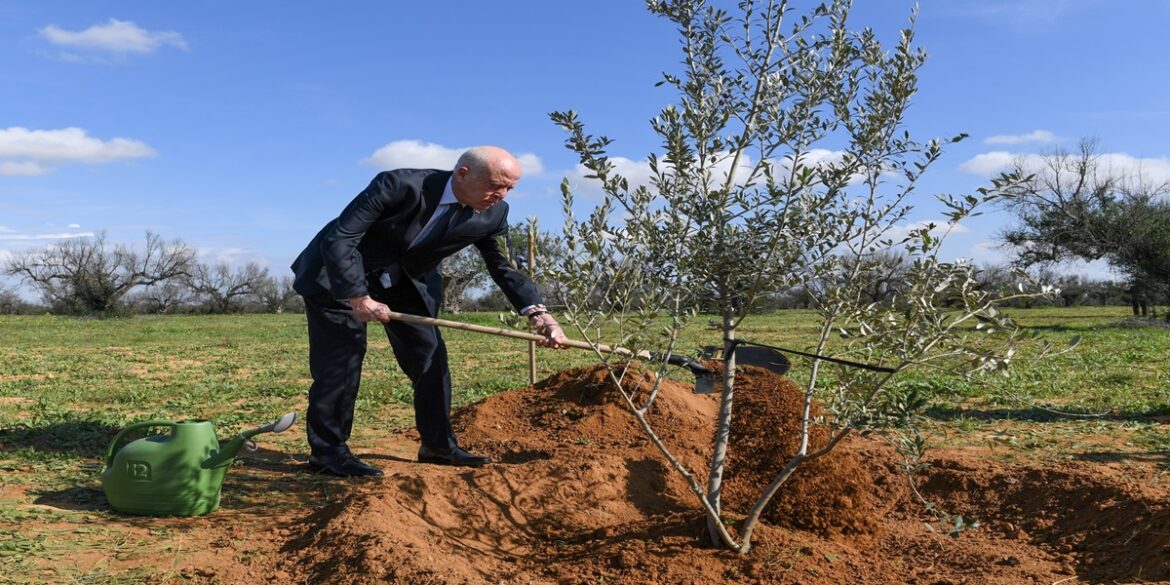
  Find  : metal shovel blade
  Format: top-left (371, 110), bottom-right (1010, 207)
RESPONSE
top-left (734, 346), bottom-right (791, 376)
top-left (692, 345), bottom-right (791, 394)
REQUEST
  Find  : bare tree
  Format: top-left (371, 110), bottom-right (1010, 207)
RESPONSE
top-left (186, 261), bottom-right (270, 313)
top-left (257, 275), bottom-right (304, 314)
top-left (0, 285), bottom-right (38, 315)
top-left (851, 250), bottom-right (910, 304)
top-left (4, 231), bottom-right (194, 315)
top-left (129, 281), bottom-right (195, 314)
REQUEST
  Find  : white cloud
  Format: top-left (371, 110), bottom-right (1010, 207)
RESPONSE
top-left (514, 153), bottom-right (544, 175)
top-left (0, 161), bottom-right (52, 176)
top-left (0, 127), bottom-right (156, 163)
top-left (195, 246), bottom-right (263, 267)
top-left (559, 147), bottom-right (881, 202)
top-left (363, 140), bottom-right (544, 175)
top-left (0, 127), bottom-right (156, 175)
top-left (67, 223), bottom-right (81, 228)
top-left (563, 151), bottom-right (761, 199)
top-left (985, 130), bottom-right (1059, 145)
top-left (960, 149), bottom-right (1170, 185)
top-left (958, 151), bottom-right (1017, 176)
top-left (0, 231), bottom-right (95, 241)
top-left (39, 18), bottom-right (187, 54)
top-left (879, 220), bottom-right (970, 246)
top-left (1094, 153), bottom-right (1170, 185)
top-left (790, 148), bottom-right (848, 167)
top-left (565, 156), bottom-right (656, 198)
top-left (968, 239), bottom-right (1011, 265)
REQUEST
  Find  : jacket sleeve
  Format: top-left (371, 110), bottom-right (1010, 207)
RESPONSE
top-left (320, 172), bottom-right (400, 299)
top-left (475, 212), bottom-right (543, 311)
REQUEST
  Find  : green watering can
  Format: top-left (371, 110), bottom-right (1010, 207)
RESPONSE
top-left (101, 412), bottom-right (297, 517)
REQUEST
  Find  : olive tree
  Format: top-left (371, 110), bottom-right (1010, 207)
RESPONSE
top-left (439, 247), bottom-right (489, 314)
top-left (548, 0), bottom-right (1054, 552)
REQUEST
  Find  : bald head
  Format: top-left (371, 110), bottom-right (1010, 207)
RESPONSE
top-left (455, 146), bottom-right (521, 177)
top-left (451, 146), bottom-right (522, 211)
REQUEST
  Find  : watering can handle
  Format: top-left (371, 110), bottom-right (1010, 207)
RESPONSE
top-left (103, 420), bottom-right (176, 470)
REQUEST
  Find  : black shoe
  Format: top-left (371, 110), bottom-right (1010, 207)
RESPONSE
top-left (308, 452), bottom-right (384, 477)
top-left (417, 445), bottom-right (491, 467)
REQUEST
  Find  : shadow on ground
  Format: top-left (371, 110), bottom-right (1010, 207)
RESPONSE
top-left (0, 419), bottom-right (122, 457)
top-left (27, 445), bottom-right (345, 518)
top-left (1074, 450), bottom-right (1170, 467)
top-left (924, 405), bottom-right (1160, 423)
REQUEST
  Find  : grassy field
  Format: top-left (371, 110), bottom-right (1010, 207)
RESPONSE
top-left (2, 306), bottom-right (1167, 429)
top-left (2, 305), bottom-right (1167, 467)
top-left (0, 307), bottom-right (1167, 581)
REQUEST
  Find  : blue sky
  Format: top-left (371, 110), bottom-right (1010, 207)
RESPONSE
top-left (2, 0), bottom-right (1169, 294)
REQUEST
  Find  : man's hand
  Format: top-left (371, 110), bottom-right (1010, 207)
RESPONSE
top-left (530, 313), bottom-right (568, 349)
top-left (348, 295), bottom-right (391, 323)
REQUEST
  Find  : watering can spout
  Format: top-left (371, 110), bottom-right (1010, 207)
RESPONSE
top-left (202, 412), bottom-right (298, 469)
top-left (203, 436), bottom-right (245, 469)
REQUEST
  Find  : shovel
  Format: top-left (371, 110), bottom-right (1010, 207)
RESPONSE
top-left (381, 311), bottom-right (896, 394)
top-left (378, 310), bottom-right (727, 391)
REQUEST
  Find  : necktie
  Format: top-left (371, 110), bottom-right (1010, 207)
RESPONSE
top-left (383, 204), bottom-right (471, 288)
top-left (410, 203), bottom-right (466, 250)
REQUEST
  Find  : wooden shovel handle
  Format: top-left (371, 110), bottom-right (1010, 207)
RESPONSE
top-left (382, 311), bottom-right (647, 360)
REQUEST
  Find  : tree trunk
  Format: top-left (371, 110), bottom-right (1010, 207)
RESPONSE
top-left (705, 307), bottom-right (736, 546)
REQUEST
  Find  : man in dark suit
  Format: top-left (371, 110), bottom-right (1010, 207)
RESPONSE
top-left (291, 146), bottom-right (567, 477)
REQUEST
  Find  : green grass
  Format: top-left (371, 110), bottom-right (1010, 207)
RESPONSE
top-left (1, 307), bottom-right (1167, 444)
top-left (0, 306), bottom-right (1167, 582)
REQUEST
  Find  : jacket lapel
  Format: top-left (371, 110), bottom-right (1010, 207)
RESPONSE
top-left (402, 170), bottom-right (452, 246)
top-left (444, 204), bottom-right (496, 240)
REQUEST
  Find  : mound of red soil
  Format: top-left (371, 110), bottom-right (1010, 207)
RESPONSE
top-left (273, 365), bottom-right (1170, 585)
top-left (722, 368), bottom-right (879, 538)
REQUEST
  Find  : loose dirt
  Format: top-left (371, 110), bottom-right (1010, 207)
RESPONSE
top-left (26, 365), bottom-right (1170, 584)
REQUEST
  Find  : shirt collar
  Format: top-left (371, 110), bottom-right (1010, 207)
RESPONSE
top-left (441, 176), bottom-right (485, 214)
top-left (440, 177), bottom-right (460, 207)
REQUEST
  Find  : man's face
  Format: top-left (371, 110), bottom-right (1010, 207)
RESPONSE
top-left (453, 160), bottom-right (521, 211)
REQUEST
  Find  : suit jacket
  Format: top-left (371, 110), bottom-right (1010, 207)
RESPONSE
top-left (291, 168), bottom-right (542, 316)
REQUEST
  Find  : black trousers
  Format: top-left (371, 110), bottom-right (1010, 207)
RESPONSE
top-left (303, 280), bottom-right (456, 456)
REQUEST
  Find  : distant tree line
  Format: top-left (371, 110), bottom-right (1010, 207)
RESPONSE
top-left (0, 225), bottom-right (560, 317)
top-left (2, 232), bottom-right (302, 316)
top-left (1, 211), bottom-right (1161, 317)
top-left (747, 262), bottom-right (1137, 311)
